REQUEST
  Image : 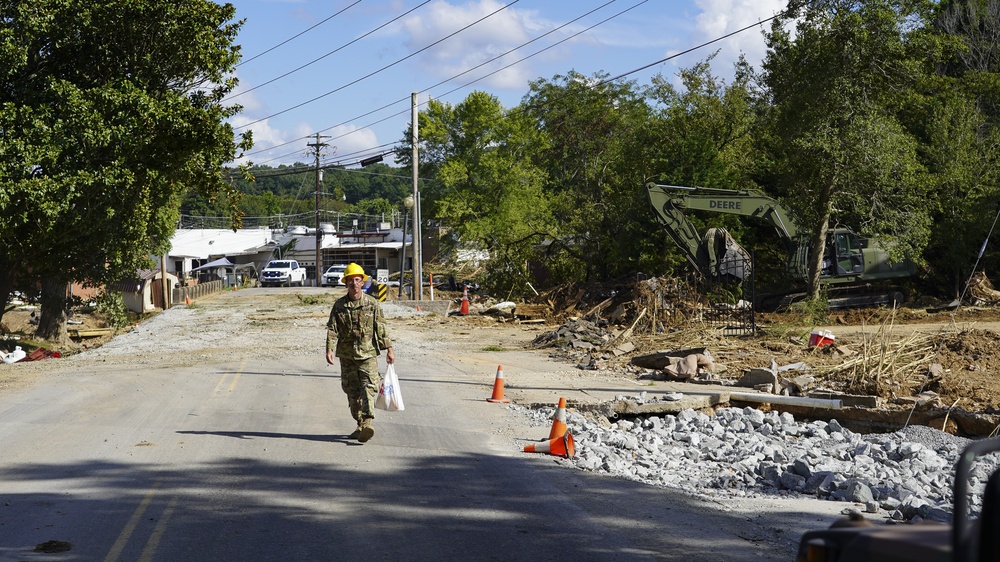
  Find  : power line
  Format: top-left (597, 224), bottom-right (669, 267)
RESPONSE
top-left (235, 0), bottom-right (521, 130)
top-left (235, 0), bottom-right (363, 68)
top-left (242, 0), bottom-right (625, 160)
top-left (597, 11), bottom-right (785, 86)
top-left (242, 4), bottom-right (783, 167)
top-left (252, 0), bottom-right (650, 165)
top-left (227, 0), bottom-right (433, 101)
top-left (321, 0), bottom-right (632, 144)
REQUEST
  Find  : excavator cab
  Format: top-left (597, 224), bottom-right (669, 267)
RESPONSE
top-left (832, 230), bottom-right (864, 276)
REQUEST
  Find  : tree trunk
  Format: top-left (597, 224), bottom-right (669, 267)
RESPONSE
top-left (807, 178), bottom-right (836, 300)
top-left (36, 278), bottom-right (69, 344)
top-left (0, 258), bottom-right (13, 330)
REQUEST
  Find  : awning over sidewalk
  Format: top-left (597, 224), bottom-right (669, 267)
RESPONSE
top-left (192, 257), bottom-right (235, 271)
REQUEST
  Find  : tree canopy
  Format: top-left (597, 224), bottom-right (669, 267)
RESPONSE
top-left (9, 0), bottom-right (1000, 324)
top-left (0, 0), bottom-right (250, 338)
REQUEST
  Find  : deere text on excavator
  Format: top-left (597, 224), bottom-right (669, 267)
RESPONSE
top-left (645, 182), bottom-right (916, 309)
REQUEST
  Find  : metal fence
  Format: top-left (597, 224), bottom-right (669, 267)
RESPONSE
top-left (700, 253), bottom-right (756, 336)
top-left (634, 254), bottom-right (756, 337)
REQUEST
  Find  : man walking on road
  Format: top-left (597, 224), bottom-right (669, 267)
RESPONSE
top-left (326, 263), bottom-right (394, 442)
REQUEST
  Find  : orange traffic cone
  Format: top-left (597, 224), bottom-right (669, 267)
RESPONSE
top-left (548, 397), bottom-right (568, 439)
top-left (524, 432), bottom-right (575, 458)
top-left (460, 286), bottom-right (469, 315)
top-left (185, 295), bottom-right (191, 305)
top-left (486, 365), bottom-right (510, 403)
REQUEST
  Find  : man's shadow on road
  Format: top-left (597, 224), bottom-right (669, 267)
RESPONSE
top-left (177, 430), bottom-right (364, 445)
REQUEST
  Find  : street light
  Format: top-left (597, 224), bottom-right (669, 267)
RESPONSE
top-left (399, 196), bottom-right (414, 299)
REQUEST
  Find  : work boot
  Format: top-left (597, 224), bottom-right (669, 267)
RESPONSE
top-left (348, 426), bottom-right (362, 439)
top-left (358, 419), bottom-right (375, 443)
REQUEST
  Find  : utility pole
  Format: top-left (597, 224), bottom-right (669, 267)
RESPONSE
top-left (308, 133), bottom-right (331, 286)
top-left (411, 92), bottom-right (422, 300)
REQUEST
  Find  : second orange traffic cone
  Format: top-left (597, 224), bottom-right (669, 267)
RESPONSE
top-left (548, 397), bottom-right (568, 439)
top-left (459, 286), bottom-right (469, 315)
top-left (185, 295), bottom-right (191, 305)
top-left (524, 433), bottom-right (575, 458)
top-left (486, 365), bottom-right (510, 403)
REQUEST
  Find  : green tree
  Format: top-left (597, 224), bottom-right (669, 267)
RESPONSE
top-left (353, 197), bottom-right (394, 216)
top-left (642, 57), bottom-right (766, 280)
top-left (760, 0), bottom-right (932, 299)
top-left (400, 92), bottom-right (552, 297)
top-left (916, 0), bottom-right (1000, 295)
top-left (521, 71), bottom-right (652, 283)
top-left (0, 0), bottom-right (250, 340)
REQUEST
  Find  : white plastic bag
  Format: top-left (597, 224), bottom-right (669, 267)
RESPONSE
top-left (375, 364), bottom-right (405, 411)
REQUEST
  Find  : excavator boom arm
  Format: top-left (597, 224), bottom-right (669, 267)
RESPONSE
top-left (646, 183), bottom-right (799, 240)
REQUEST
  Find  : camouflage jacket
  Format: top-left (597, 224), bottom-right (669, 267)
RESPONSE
top-left (326, 294), bottom-right (391, 360)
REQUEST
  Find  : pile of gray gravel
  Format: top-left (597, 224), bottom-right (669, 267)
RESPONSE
top-left (519, 399), bottom-right (1000, 524)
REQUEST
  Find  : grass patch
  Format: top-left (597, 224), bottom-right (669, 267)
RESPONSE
top-left (480, 345), bottom-right (507, 352)
top-left (296, 294), bottom-right (335, 306)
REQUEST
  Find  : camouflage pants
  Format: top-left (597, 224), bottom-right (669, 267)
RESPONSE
top-left (339, 357), bottom-right (381, 423)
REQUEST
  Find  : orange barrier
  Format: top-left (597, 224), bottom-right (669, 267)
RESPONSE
top-left (524, 433), bottom-right (575, 458)
top-left (548, 397), bottom-right (568, 440)
top-left (486, 365), bottom-right (510, 403)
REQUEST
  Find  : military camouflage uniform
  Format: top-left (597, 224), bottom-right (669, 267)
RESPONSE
top-left (327, 293), bottom-right (392, 430)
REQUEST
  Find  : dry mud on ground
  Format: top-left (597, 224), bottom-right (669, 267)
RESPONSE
top-left (3, 290), bottom-right (1000, 437)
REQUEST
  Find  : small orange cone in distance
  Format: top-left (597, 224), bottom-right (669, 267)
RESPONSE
top-left (524, 433), bottom-right (575, 458)
top-left (487, 365), bottom-right (510, 403)
top-left (185, 295), bottom-right (191, 305)
top-left (460, 286), bottom-right (469, 315)
top-left (548, 397), bottom-right (568, 440)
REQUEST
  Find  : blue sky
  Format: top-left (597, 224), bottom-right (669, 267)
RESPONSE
top-left (226, 0), bottom-right (786, 168)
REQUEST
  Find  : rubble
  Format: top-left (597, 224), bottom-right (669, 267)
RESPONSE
top-left (519, 403), bottom-right (1000, 524)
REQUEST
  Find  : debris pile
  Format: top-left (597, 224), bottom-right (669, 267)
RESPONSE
top-left (969, 272), bottom-right (1000, 305)
top-left (520, 403), bottom-right (999, 524)
top-left (529, 317), bottom-right (638, 370)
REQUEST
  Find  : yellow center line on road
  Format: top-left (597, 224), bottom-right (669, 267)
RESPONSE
top-left (103, 485), bottom-right (159, 562)
top-left (227, 371), bottom-right (241, 392)
top-left (103, 484), bottom-right (183, 562)
top-left (138, 495), bottom-right (179, 562)
top-left (213, 357), bottom-right (248, 394)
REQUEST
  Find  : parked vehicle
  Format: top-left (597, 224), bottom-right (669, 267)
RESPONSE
top-left (322, 264), bottom-right (348, 287)
top-left (260, 260), bottom-right (307, 287)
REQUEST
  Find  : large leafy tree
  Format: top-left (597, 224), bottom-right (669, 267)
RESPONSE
top-left (521, 71), bottom-right (651, 283)
top-left (760, 0), bottom-right (933, 299)
top-left (0, 0), bottom-right (250, 340)
top-left (398, 92), bottom-right (552, 297)
top-left (915, 0), bottom-right (1000, 295)
top-left (642, 57), bottom-right (766, 279)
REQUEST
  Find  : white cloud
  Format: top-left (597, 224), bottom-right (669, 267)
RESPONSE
top-left (691, 0), bottom-right (785, 76)
top-left (401, 0), bottom-right (542, 90)
top-left (326, 125), bottom-right (381, 164)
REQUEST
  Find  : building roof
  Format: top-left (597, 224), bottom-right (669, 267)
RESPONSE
top-left (168, 227), bottom-right (409, 260)
top-left (169, 229), bottom-right (276, 259)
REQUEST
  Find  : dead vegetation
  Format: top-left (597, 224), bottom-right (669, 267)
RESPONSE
top-left (517, 276), bottom-right (1000, 434)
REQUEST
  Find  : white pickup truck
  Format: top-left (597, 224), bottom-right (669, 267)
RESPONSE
top-left (260, 260), bottom-right (307, 287)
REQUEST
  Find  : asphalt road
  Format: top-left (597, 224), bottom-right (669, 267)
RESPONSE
top-left (0, 288), bottom-right (849, 561)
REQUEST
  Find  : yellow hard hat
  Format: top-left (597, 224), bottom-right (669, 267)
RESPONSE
top-left (342, 262), bottom-right (367, 283)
